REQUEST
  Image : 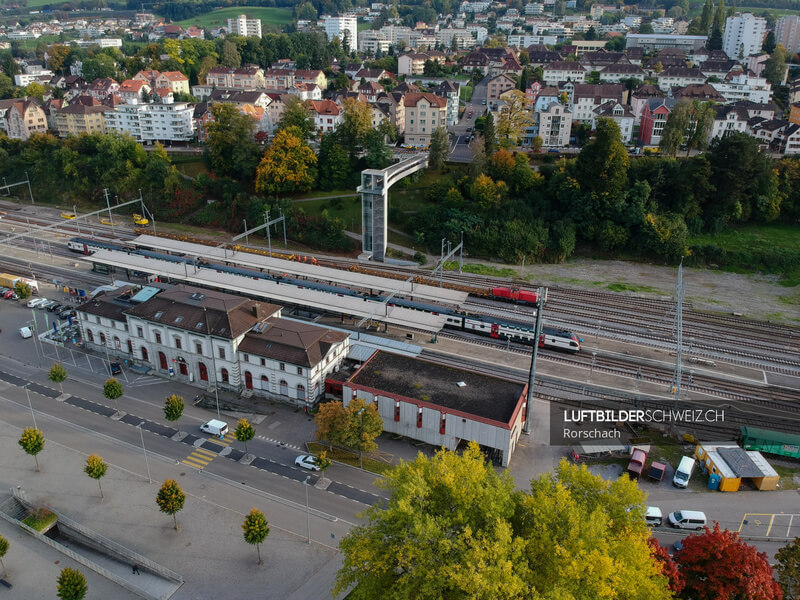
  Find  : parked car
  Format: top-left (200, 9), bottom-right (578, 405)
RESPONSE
top-left (59, 310), bottom-right (77, 320)
top-left (295, 455), bottom-right (320, 471)
top-left (648, 461), bottom-right (667, 482)
top-left (19, 326), bottom-right (32, 339)
top-left (4, 289), bottom-right (18, 299)
top-left (37, 300), bottom-right (55, 310)
top-left (47, 303), bottom-right (64, 312)
top-left (548, 148), bottom-right (560, 153)
top-left (109, 362), bottom-right (122, 375)
top-left (27, 297), bottom-right (47, 308)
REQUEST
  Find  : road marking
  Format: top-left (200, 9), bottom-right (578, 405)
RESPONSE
top-left (766, 514), bottom-right (775, 536)
top-left (788, 514), bottom-right (795, 538)
top-left (182, 446), bottom-right (216, 469)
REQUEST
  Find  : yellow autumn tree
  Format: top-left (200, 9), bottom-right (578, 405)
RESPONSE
top-left (255, 127), bottom-right (317, 195)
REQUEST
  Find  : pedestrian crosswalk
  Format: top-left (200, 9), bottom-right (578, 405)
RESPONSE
top-left (181, 435), bottom-right (234, 469)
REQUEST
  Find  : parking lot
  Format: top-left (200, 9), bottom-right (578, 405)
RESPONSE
top-left (739, 513), bottom-right (800, 539)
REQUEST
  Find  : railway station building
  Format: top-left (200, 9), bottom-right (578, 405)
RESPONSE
top-left (76, 283), bottom-right (350, 407)
top-left (339, 351), bottom-right (528, 467)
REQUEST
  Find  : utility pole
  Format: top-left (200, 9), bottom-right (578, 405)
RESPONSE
top-left (25, 171), bottom-right (34, 204)
top-left (523, 287), bottom-right (547, 435)
top-left (103, 188), bottom-right (114, 225)
top-left (673, 259), bottom-right (684, 406)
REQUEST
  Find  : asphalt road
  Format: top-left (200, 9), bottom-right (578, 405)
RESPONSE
top-left (449, 75), bottom-right (489, 163)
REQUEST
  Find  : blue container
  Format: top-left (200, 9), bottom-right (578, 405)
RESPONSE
top-left (708, 473), bottom-right (721, 490)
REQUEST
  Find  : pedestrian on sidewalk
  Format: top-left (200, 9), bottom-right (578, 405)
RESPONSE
top-left (132, 564), bottom-right (140, 575)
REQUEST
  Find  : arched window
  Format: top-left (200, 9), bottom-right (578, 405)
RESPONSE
top-left (245, 371), bottom-right (253, 390)
top-left (99, 332), bottom-right (106, 345)
top-left (221, 368), bottom-right (229, 383)
top-left (199, 362), bottom-right (208, 381)
top-left (178, 357), bottom-right (188, 376)
top-left (260, 375), bottom-right (269, 390)
top-left (158, 351), bottom-right (167, 370)
top-left (127, 340), bottom-right (133, 354)
top-left (113, 336), bottom-right (120, 349)
top-left (87, 329), bottom-right (94, 343)
top-left (296, 384), bottom-right (305, 400)
top-left (279, 379), bottom-right (288, 396)
top-left (141, 347), bottom-right (149, 362)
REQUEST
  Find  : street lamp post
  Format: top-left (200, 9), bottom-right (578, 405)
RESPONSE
top-left (204, 306), bottom-right (221, 419)
top-left (23, 384), bottom-right (36, 429)
top-left (304, 475), bottom-right (311, 544)
top-left (137, 421), bottom-right (152, 484)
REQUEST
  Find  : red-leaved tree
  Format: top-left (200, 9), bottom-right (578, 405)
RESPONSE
top-left (648, 537), bottom-right (684, 595)
top-left (675, 523), bottom-right (783, 600)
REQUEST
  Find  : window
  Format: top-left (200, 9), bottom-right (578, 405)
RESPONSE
top-left (279, 362), bottom-right (285, 371)
top-left (260, 358), bottom-right (266, 366)
top-left (297, 366), bottom-right (304, 375)
top-left (218, 346), bottom-right (225, 360)
top-left (221, 368), bottom-right (229, 383)
top-left (195, 342), bottom-right (203, 354)
top-left (242, 353), bottom-right (249, 363)
top-left (100, 332), bottom-right (106, 345)
top-left (174, 337), bottom-right (182, 350)
top-left (87, 329), bottom-right (94, 343)
top-left (155, 331), bottom-right (162, 344)
top-left (136, 326), bottom-right (143, 337)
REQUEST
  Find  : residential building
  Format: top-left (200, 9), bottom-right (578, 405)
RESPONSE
top-left (536, 101), bottom-right (572, 147)
top-left (625, 33), bottom-right (708, 53)
top-left (209, 89), bottom-right (272, 110)
top-left (288, 83), bottom-right (322, 101)
top-left (354, 68), bottom-right (391, 83)
top-left (87, 78), bottom-right (119, 100)
top-left (358, 30), bottom-right (391, 55)
top-left (431, 80), bottom-right (460, 126)
top-left (592, 101), bottom-right (634, 143)
top-left (782, 123), bottom-right (800, 154)
top-left (657, 67), bottom-right (705, 91)
top-left (709, 104), bottom-right (749, 140)
top-left (206, 67), bottom-right (266, 89)
top-left (722, 13), bottom-right (767, 60)
top-left (264, 69), bottom-right (295, 91)
top-left (673, 83), bottom-right (726, 102)
top-left (775, 15), bottom-right (800, 55)
top-left (357, 81), bottom-right (384, 103)
top-left (403, 92), bottom-right (447, 146)
top-left (294, 69), bottom-right (327, 91)
top-left (119, 79), bottom-right (151, 103)
top-left (155, 71), bottom-right (190, 95)
top-left (486, 73), bottom-right (517, 100)
top-left (639, 97), bottom-right (677, 145)
top-left (105, 100), bottom-right (194, 143)
top-left (599, 63), bottom-right (646, 83)
top-left (227, 14), bottom-right (262, 38)
top-left (733, 100), bottom-right (775, 120)
top-left (2, 97), bottom-right (47, 140)
top-left (309, 99), bottom-right (342, 133)
top-left (436, 27), bottom-right (475, 50)
top-left (631, 84), bottom-right (664, 124)
top-left (14, 70), bottom-right (53, 86)
top-left (323, 14), bottom-right (358, 51)
top-left (568, 83), bottom-right (626, 123)
top-left (375, 91), bottom-right (406, 134)
top-left (543, 61), bottom-right (587, 84)
top-left (710, 71), bottom-right (772, 103)
top-left (54, 103), bottom-right (110, 137)
top-left (77, 284), bottom-right (349, 406)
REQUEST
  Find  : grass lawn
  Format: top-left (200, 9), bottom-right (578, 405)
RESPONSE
top-left (460, 84), bottom-right (474, 102)
top-left (357, 22), bottom-right (371, 32)
top-left (22, 508), bottom-right (57, 532)
top-left (689, 222), bottom-right (800, 286)
top-left (307, 442), bottom-right (394, 475)
top-left (13, 34), bottom-right (62, 49)
top-left (293, 195), bottom-right (363, 232)
top-left (174, 161), bottom-right (209, 178)
top-left (176, 7), bottom-right (292, 29)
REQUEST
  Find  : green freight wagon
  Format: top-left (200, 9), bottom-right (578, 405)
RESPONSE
top-left (741, 426), bottom-right (800, 459)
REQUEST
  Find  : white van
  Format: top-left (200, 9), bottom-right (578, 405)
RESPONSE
top-left (668, 510), bottom-right (707, 530)
top-left (19, 326), bottom-right (33, 339)
top-left (673, 456), bottom-right (695, 488)
top-left (200, 419), bottom-right (228, 437)
top-left (645, 506), bottom-right (663, 527)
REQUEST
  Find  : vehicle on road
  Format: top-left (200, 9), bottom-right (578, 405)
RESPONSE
top-left (645, 506), bottom-right (663, 526)
top-left (109, 362), bottom-right (122, 375)
top-left (47, 303), bottom-right (64, 312)
top-left (200, 419), bottom-right (228, 437)
top-left (295, 455), bottom-right (320, 471)
top-left (548, 148), bottom-right (560, 153)
top-left (19, 326), bottom-right (32, 339)
top-left (27, 297), bottom-right (48, 308)
top-left (481, 99), bottom-right (487, 105)
top-left (673, 456), bottom-right (695, 488)
top-left (59, 310), bottom-right (77, 320)
top-left (3, 290), bottom-right (16, 299)
top-left (37, 299), bottom-right (55, 310)
top-left (668, 510), bottom-right (707, 530)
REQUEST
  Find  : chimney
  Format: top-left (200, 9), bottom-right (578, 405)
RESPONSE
top-left (252, 302), bottom-right (262, 318)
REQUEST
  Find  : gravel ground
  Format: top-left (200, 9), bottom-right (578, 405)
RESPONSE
top-left (506, 257), bottom-right (800, 325)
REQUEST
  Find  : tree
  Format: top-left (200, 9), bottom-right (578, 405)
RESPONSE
top-left (777, 537), bottom-right (800, 600)
top-left (84, 454), bottom-right (107, 499)
top-left (221, 40), bottom-right (241, 68)
top-left (234, 418), bottom-right (255, 455)
top-left (337, 98), bottom-right (373, 162)
top-left (0, 534), bottom-right (8, 578)
top-left (648, 538), bottom-right (684, 595)
top-left (675, 523), bottom-right (782, 600)
top-left (335, 448), bottom-right (671, 600)
top-left (13, 280), bottom-right (31, 300)
top-left (495, 90), bottom-right (534, 148)
top-left (428, 127), bottom-right (450, 170)
top-left (714, 0), bottom-right (727, 31)
top-left (49, 362), bottom-right (68, 394)
top-left (277, 96), bottom-right (316, 142)
top-left (659, 99), bottom-right (692, 157)
top-left (483, 111), bottom-right (497, 155)
top-left (204, 103), bottom-right (261, 180)
top-left (339, 398), bottom-right (383, 468)
top-left (81, 54), bottom-right (116, 82)
top-left (574, 117), bottom-right (629, 201)
top-left (639, 23), bottom-right (654, 34)
top-left (103, 378), bottom-right (123, 414)
top-left (763, 30), bottom-right (777, 54)
top-left (255, 127), bottom-right (317, 195)
top-left (317, 135), bottom-right (351, 190)
top-left (469, 135), bottom-right (487, 177)
top-left (242, 508), bottom-right (270, 565)
top-left (163, 394), bottom-right (184, 433)
top-left (530, 135), bottom-right (543, 152)
top-left (763, 44), bottom-right (788, 87)
top-left (18, 427), bottom-right (44, 472)
top-left (57, 567), bottom-right (87, 600)
top-left (156, 479), bottom-right (186, 531)
top-left (315, 400), bottom-right (348, 449)
top-left (707, 27), bottom-right (723, 51)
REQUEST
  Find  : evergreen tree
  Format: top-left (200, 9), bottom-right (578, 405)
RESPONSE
top-left (713, 0), bottom-right (727, 31)
top-left (763, 31), bottom-right (776, 54)
top-left (483, 112), bottom-right (497, 155)
top-left (707, 27), bottom-right (723, 50)
top-left (700, 0), bottom-right (714, 31)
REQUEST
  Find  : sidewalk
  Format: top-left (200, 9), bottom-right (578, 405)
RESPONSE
top-left (0, 409), bottom-right (346, 600)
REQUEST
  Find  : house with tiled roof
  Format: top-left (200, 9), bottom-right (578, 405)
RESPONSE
top-left (155, 71), bottom-right (190, 95)
top-left (53, 102), bottom-right (110, 137)
top-left (592, 101), bottom-right (635, 142)
top-left (2, 97), bottom-right (46, 140)
top-left (639, 97), bottom-right (677, 145)
top-left (309, 99), bottom-right (342, 133)
top-left (568, 83), bottom-right (626, 123)
top-left (487, 73), bottom-right (516, 100)
top-left (403, 92), bottom-right (447, 146)
top-left (631, 84), bottom-right (664, 124)
top-left (288, 82), bottom-right (321, 101)
top-left (672, 83), bottom-right (725, 102)
top-left (709, 105), bottom-right (749, 141)
top-left (87, 78), bottom-right (119, 100)
top-left (354, 68), bottom-right (392, 83)
top-left (119, 79), bottom-right (150, 103)
top-left (357, 80), bottom-right (384, 103)
top-left (599, 62), bottom-right (646, 84)
top-left (375, 91), bottom-right (405, 134)
top-left (293, 69), bottom-right (327, 90)
top-left (657, 67), bottom-right (705, 91)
